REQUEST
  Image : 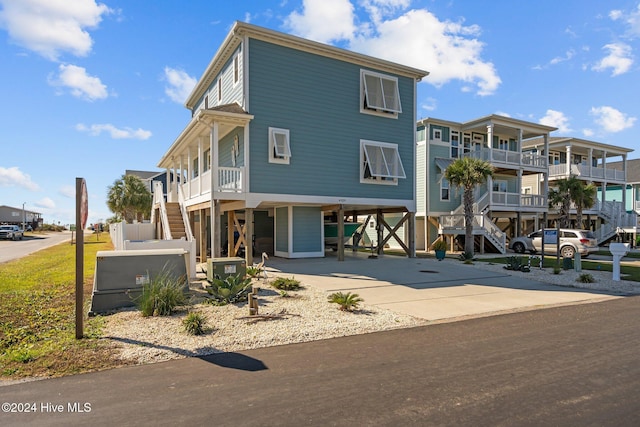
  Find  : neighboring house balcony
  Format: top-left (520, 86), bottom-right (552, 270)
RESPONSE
top-left (549, 163), bottom-right (626, 184)
top-left (489, 191), bottom-right (547, 212)
top-left (463, 148), bottom-right (547, 172)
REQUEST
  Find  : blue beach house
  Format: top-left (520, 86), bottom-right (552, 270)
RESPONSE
top-left (155, 22), bottom-right (428, 264)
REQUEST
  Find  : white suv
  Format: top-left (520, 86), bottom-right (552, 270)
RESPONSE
top-left (509, 228), bottom-right (598, 258)
top-left (0, 225), bottom-right (24, 241)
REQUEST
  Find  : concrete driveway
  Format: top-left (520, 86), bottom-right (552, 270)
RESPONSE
top-left (265, 251), bottom-right (620, 322)
top-left (0, 231), bottom-right (74, 264)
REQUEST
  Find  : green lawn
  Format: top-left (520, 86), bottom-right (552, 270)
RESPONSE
top-left (0, 233), bottom-right (130, 380)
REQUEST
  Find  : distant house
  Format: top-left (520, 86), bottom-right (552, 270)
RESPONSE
top-left (0, 205), bottom-right (42, 229)
top-left (155, 21), bottom-right (428, 263)
top-left (416, 115), bottom-right (556, 253)
top-left (125, 170), bottom-right (178, 200)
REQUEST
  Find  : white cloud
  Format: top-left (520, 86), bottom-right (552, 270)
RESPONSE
top-left (59, 185), bottom-right (76, 198)
top-left (494, 111), bottom-right (511, 118)
top-left (590, 106), bottom-right (636, 132)
top-left (163, 67), bottom-right (197, 104)
top-left (35, 197), bottom-right (56, 209)
top-left (75, 123), bottom-right (152, 140)
top-left (48, 64), bottom-right (108, 101)
top-left (582, 128), bottom-right (594, 137)
top-left (0, 0), bottom-right (112, 61)
top-left (609, 4), bottom-right (640, 37)
top-left (284, 1), bottom-right (501, 96)
top-left (0, 166), bottom-right (40, 191)
top-left (539, 109), bottom-right (572, 133)
top-left (592, 43), bottom-right (633, 76)
top-left (284, 0), bottom-right (356, 43)
top-left (420, 97), bottom-right (437, 112)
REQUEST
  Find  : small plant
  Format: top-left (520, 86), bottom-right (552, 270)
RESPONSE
top-left (431, 240), bottom-right (448, 252)
top-left (135, 269), bottom-right (187, 317)
top-left (279, 290), bottom-right (290, 298)
top-left (328, 292), bottom-right (363, 312)
top-left (271, 276), bottom-right (302, 291)
top-left (553, 265), bottom-right (562, 274)
top-left (205, 274), bottom-right (253, 304)
top-left (183, 312), bottom-right (207, 335)
top-left (246, 266), bottom-right (261, 278)
top-left (458, 251), bottom-right (474, 261)
top-left (577, 273), bottom-right (595, 283)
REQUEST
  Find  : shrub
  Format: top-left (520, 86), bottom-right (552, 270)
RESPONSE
top-left (328, 292), bottom-right (363, 312)
top-left (577, 273), bottom-right (595, 283)
top-left (183, 312), bottom-right (207, 335)
top-left (553, 265), bottom-right (562, 275)
top-left (431, 240), bottom-right (448, 252)
top-left (271, 276), bottom-right (301, 291)
top-left (205, 274), bottom-right (252, 304)
top-left (246, 266), bottom-right (261, 278)
top-left (135, 270), bottom-right (187, 317)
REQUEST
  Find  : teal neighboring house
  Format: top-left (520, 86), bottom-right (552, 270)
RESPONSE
top-left (156, 21), bottom-right (428, 263)
top-left (416, 115), bottom-right (556, 254)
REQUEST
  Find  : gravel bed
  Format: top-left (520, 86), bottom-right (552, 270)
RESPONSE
top-left (103, 259), bottom-right (640, 366)
top-left (103, 282), bottom-right (426, 365)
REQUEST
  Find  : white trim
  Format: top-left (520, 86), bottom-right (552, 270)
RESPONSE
top-left (268, 127), bottom-right (291, 164)
top-left (360, 69), bottom-right (401, 118)
top-left (233, 52), bottom-right (240, 86)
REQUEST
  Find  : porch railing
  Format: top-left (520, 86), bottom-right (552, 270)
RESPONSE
top-left (549, 164), bottom-right (626, 181)
top-left (218, 166), bottom-right (243, 192)
top-left (464, 148), bottom-right (547, 169)
top-left (438, 213), bottom-right (506, 253)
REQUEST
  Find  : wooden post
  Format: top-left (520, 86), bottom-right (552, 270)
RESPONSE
top-left (337, 205), bottom-right (345, 261)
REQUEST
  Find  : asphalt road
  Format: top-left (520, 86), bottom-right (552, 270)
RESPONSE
top-left (0, 231), bottom-right (74, 264)
top-left (1, 296), bottom-right (638, 426)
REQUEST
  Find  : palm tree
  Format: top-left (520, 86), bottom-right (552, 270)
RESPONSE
top-left (548, 178), bottom-right (572, 228)
top-left (106, 174), bottom-right (152, 223)
top-left (444, 157), bottom-right (494, 257)
top-left (569, 178), bottom-right (597, 229)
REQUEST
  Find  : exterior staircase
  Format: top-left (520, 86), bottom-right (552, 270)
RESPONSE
top-left (165, 202), bottom-right (186, 240)
top-left (440, 192), bottom-right (507, 254)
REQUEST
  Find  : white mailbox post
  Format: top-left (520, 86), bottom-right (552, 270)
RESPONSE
top-left (609, 243), bottom-right (630, 281)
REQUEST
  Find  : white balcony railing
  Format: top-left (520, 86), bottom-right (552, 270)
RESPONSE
top-left (549, 164), bottom-right (626, 182)
top-left (464, 148), bottom-right (547, 169)
top-left (219, 167), bottom-right (243, 192)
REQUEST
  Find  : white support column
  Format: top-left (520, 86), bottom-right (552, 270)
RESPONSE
top-left (187, 148), bottom-right (192, 202)
top-left (622, 153), bottom-right (627, 209)
top-left (199, 136), bottom-right (205, 196)
top-left (589, 147), bottom-right (593, 177)
top-left (543, 134), bottom-right (549, 203)
top-left (179, 155), bottom-right (184, 198)
top-left (209, 122), bottom-right (219, 257)
top-left (165, 167), bottom-right (170, 200)
top-left (486, 123), bottom-right (494, 159)
top-left (517, 129), bottom-right (523, 165)
top-left (602, 150), bottom-right (607, 203)
top-left (566, 145), bottom-right (572, 177)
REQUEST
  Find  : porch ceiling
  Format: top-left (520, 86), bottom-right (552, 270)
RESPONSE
top-left (158, 107), bottom-right (254, 169)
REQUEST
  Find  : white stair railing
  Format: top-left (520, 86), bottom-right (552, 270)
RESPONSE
top-left (153, 181), bottom-right (172, 240)
top-left (177, 184), bottom-right (194, 242)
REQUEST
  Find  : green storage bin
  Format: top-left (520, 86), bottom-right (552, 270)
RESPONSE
top-left (562, 256), bottom-right (573, 270)
top-left (207, 257), bottom-right (246, 282)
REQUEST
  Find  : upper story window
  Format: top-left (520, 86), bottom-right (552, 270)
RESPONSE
top-left (360, 70), bottom-right (402, 117)
top-left (203, 149), bottom-right (211, 172)
top-left (269, 127), bottom-right (291, 164)
top-left (233, 55), bottom-right (239, 85)
top-left (441, 178), bottom-right (450, 200)
top-left (360, 140), bottom-right (405, 185)
top-left (192, 157), bottom-right (199, 178)
top-left (451, 131), bottom-right (459, 158)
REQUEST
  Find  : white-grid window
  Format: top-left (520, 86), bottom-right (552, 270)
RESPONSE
top-left (441, 178), bottom-right (450, 201)
top-left (451, 131), bottom-right (459, 158)
top-left (360, 140), bottom-right (406, 185)
top-left (360, 70), bottom-right (402, 117)
top-left (269, 127), bottom-right (291, 164)
top-left (493, 180), bottom-right (507, 192)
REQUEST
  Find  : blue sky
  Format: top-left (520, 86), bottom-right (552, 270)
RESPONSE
top-left (1, 0), bottom-right (639, 227)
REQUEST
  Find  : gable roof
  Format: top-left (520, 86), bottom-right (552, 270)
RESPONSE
top-left (185, 21), bottom-right (429, 110)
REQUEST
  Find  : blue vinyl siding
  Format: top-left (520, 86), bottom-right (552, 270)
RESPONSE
top-left (192, 46), bottom-right (244, 114)
top-left (416, 143), bottom-right (426, 213)
top-left (292, 207), bottom-right (322, 252)
top-left (430, 125), bottom-right (450, 142)
top-left (247, 39), bottom-right (415, 201)
top-left (429, 145), bottom-right (459, 212)
top-left (219, 127), bottom-right (245, 168)
top-left (275, 207), bottom-right (289, 252)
